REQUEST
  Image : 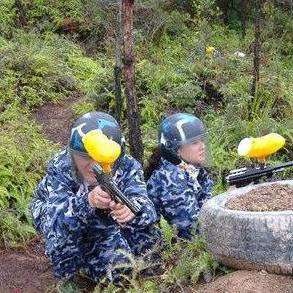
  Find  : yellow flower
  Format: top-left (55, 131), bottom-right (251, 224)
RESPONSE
top-left (205, 46), bottom-right (216, 56)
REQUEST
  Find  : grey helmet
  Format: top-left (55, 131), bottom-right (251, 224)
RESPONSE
top-left (69, 111), bottom-right (125, 154)
top-left (159, 113), bottom-right (205, 152)
top-left (69, 111), bottom-right (125, 181)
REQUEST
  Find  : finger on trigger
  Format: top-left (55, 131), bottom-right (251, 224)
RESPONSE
top-left (99, 189), bottom-right (111, 198)
top-left (117, 209), bottom-right (133, 221)
top-left (114, 203), bottom-right (124, 210)
top-left (117, 213), bottom-right (133, 223)
top-left (96, 195), bottom-right (111, 204)
top-left (113, 207), bottom-right (129, 217)
top-left (109, 201), bottom-right (117, 209)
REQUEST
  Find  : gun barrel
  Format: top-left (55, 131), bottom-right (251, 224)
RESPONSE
top-left (226, 161), bottom-right (293, 187)
top-left (92, 165), bottom-right (141, 215)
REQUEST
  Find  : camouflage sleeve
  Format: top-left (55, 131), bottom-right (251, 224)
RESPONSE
top-left (120, 159), bottom-right (158, 229)
top-left (159, 168), bottom-right (197, 239)
top-left (30, 175), bottom-right (50, 234)
top-left (30, 171), bottom-right (94, 236)
top-left (146, 178), bottom-right (162, 220)
top-left (196, 169), bottom-right (214, 208)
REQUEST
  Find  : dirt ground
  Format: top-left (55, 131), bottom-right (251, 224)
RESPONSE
top-left (197, 270), bottom-right (293, 293)
top-left (34, 93), bottom-right (82, 146)
top-left (227, 184), bottom-right (293, 212)
top-left (0, 237), bottom-right (57, 293)
top-left (2, 242), bottom-right (293, 293)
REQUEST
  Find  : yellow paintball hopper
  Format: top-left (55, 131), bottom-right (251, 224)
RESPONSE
top-left (82, 130), bottom-right (121, 173)
top-left (238, 133), bottom-right (285, 161)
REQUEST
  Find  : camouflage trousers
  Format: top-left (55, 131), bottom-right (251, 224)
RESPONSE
top-left (44, 213), bottom-right (161, 283)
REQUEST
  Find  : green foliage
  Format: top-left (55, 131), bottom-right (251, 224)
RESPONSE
top-left (189, 0), bottom-right (221, 22)
top-left (69, 54), bottom-right (115, 110)
top-left (0, 107), bottom-right (58, 246)
top-left (0, 31), bottom-right (109, 110)
top-left (0, 32), bottom-right (73, 109)
top-left (71, 99), bottom-right (96, 118)
top-left (3, 0), bottom-right (105, 36)
top-left (262, 2), bottom-right (293, 56)
top-left (0, 212), bottom-right (35, 248)
top-left (0, 0), bottom-right (16, 37)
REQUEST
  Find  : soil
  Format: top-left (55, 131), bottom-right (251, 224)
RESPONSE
top-left (0, 236), bottom-right (57, 293)
top-left (34, 93), bottom-right (82, 146)
top-left (196, 270), bottom-right (293, 293)
top-left (226, 184), bottom-right (293, 212)
top-left (0, 236), bottom-right (97, 293)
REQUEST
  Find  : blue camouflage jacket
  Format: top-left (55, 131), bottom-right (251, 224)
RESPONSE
top-left (147, 158), bottom-right (213, 239)
top-left (31, 149), bottom-right (158, 237)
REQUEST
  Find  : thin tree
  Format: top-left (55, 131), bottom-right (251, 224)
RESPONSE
top-left (114, 1), bottom-right (123, 123)
top-left (122, 0), bottom-right (144, 163)
top-left (241, 0), bottom-right (249, 38)
top-left (250, 0), bottom-right (262, 118)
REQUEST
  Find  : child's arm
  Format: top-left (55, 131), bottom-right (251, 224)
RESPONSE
top-left (146, 177), bottom-right (162, 220)
top-left (30, 169), bottom-right (94, 235)
top-left (30, 165), bottom-right (96, 279)
top-left (119, 157), bottom-right (158, 228)
top-left (160, 173), bottom-right (196, 239)
top-left (158, 166), bottom-right (212, 240)
top-left (196, 168), bottom-right (213, 208)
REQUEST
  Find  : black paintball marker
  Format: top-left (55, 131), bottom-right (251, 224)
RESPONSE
top-left (92, 164), bottom-right (141, 215)
top-left (226, 133), bottom-right (292, 188)
top-left (226, 161), bottom-right (293, 188)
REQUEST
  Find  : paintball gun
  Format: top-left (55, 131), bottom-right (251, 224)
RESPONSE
top-left (81, 129), bottom-right (141, 215)
top-left (226, 133), bottom-right (293, 187)
top-left (92, 164), bottom-right (141, 215)
top-left (226, 161), bottom-right (293, 188)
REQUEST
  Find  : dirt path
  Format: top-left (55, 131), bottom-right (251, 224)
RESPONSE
top-left (0, 237), bottom-right (57, 293)
top-left (0, 95), bottom-right (83, 292)
top-left (197, 270), bottom-right (293, 293)
top-left (34, 93), bottom-right (82, 146)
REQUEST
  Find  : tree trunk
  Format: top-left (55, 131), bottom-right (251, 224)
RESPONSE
top-left (241, 0), bottom-right (248, 38)
top-left (15, 0), bottom-right (27, 27)
top-left (250, 0), bottom-right (262, 118)
top-left (216, 0), bottom-right (229, 24)
top-left (114, 1), bottom-right (123, 123)
top-left (122, 0), bottom-right (144, 163)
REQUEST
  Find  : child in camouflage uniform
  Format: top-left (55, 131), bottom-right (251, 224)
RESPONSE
top-left (146, 113), bottom-right (213, 240)
top-left (30, 111), bottom-right (160, 283)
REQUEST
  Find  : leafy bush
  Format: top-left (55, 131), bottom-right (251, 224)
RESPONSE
top-left (0, 32), bottom-right (111, 111)
top-left (0, 0), bottom-right (16, 37)
top-left (0, 107), bottom-right (58, 246)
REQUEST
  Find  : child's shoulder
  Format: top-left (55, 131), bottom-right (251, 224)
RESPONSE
top-left (114, 154), bottom-right (144, 181)
top-left (151, 159), bottom-right (186, 181)
top-left (119, 154), bottom-right (142, 172)
top-left (46, 149), bottom-right (73, 180)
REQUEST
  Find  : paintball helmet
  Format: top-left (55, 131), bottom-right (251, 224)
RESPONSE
top-left (69, 111), bottom-right (125, 174)
top-left (158, 113), bottom-right (209, 165)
